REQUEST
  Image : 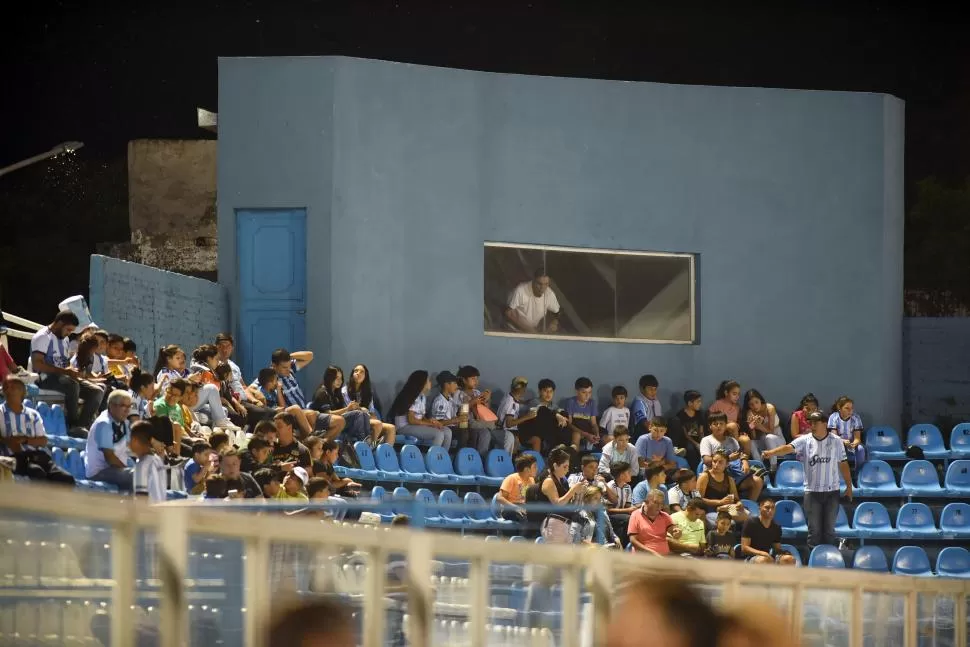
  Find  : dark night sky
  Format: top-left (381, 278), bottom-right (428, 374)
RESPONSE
top-left (2, 1), bottom-right (969, 327)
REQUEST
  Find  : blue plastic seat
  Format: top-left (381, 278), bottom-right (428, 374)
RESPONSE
top-left (51, 447), bottom-right (67, 471)
top-left (899, 460), bottom-right (943, 496)
top-left (852, 502), bottom-right (896, 538)
top-left (779, 543), bottom-right (802, 566)
top-left (509, 536), bottom-right (527, 542)
top-left (486, 449), bottom-right (515, 479)
top-left (535, 537), bottom-right (545, 544)
top-left (852, 546), bottom-right (888, 572)
top-left (353, 442), bottom-right (389, 480)
top-left (891, 546), bottom-right (934, 577)
top-left (740, 499), bottom-right (760, 519)
top-left (773, 500), bottom-right (808, 537)
top-left (396, 434), bottom-right (419, 446)
top-left (935, 547), bottom-right (970, 579)
top-left (944, 460), bottom-right (970, 496)
top-left (425, 446), bottom-right (476, 485)
top-left (522, 450), bottom-right (545, 474)
top-left (906, 424), bottom-right (949, 460)
top-left (465, 492), bottom-right (509, 528)
top-left (950, 423), bottom-right (970, 459)
top-left (398, 444), bottom-right (439, 482)
top-left (374, 443), bottom-right (417, 481)
top-left (673, 456), bottom-right (690, 470)
top-left (866, 426), bottom-right (906, 461)
top-left (66, 448), bottom-right (85, 480)
top-left (940, 502), bottom-right (970, 538)
top-left (391, 486), bottom-right (413, 516)
top-left (895, 503), bottom-right (940, 539)
top-left (50, 404), bottom-right (67, 436)
top-left (438, 490), bottom-right (469, 528)
top-left (835, 505), bottom-right (857, 538)
top-left (489, 493), bottom-right (518, 529)
top-left (856, 460), bottom-right (902, 497)
top-left (808, 545), bottom-right (845, 569)
top-left (413, 488), bottom-right (442, 524)
top-left (767, 461), bottom-right (804, 496)
top-left (455, 448), bottom-right (503, 486)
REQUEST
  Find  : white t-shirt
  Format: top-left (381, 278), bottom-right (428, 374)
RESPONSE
top-left (599, 406), bottom-right (630, 434)
top-left (497, 393), bottom-right (522, 430)
top-left (30, 326), bottom-right (71, 376)
top-left (395, 394), bottom-right (427, 428)
top-left (700, 434), bottom-right (741, 458)
top-left (134, 454), bottom-right (168, 503)
top-left (507, 281), bottom-right (561, 329)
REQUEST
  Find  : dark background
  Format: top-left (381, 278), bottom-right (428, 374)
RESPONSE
top-left (2, 1), bottom-right (968, 333)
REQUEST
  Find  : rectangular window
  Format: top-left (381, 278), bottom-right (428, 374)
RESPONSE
top-left (484, 242), bottom-right (696, 344)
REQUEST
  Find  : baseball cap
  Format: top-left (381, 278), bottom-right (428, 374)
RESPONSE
top-left (511, 376), bottom-right (528, 390)
top-left (290, 466), bottom-right (309, 486)
top-left (807, 411), bottom-right (827, 423)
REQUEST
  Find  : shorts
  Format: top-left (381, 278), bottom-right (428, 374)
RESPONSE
top-left (313, 413), bottom-right (333, 432)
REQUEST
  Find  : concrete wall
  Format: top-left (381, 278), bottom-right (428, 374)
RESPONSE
top-left (218, 57), bottom-right (905, 425)
top-left (89, 255), bottom-right (229, 368)
top-left (903, 318), bottom-right (970, 429)
top-left (106, 140), bottom-right (218, 275)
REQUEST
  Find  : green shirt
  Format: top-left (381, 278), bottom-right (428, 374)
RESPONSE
top-left (671, 510), bottom-right (706, 547)
top-left (153, 397), bottom-right (185, 426)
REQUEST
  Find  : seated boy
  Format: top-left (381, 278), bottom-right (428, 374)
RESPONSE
top-left (598, 386), bottom-right (630, 445)
top-left (131, 421), bottom-right (168, 503)
top-left (566, 377), bottom-right (600, 450)
top-left (634, 417), bottom-right (677, 474)
top-left (184, 441), bottom-right (216, 496)
top-left (630, 374), bottom-right (662, 442)
top-left (606, 461), bottom-right (636, 546)
top-left (496, 453), bottom-right (538, 521)
top-left (307, 437), bottom-right (361, 496)
top-left (240, 437), bottom-right (273, 474)
top-left (151, 378), bottom-right (188, 457)
top-left (277, 465), bottom-right (310, 503)
top-left (253, 466), bottom-right (283, 498)
top-left (706, 511), bottom-right (738, 559)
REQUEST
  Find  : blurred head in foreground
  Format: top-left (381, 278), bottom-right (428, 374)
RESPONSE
top-left (268, 597), bottom-right (356, 647)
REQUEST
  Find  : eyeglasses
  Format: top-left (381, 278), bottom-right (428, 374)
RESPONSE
top-left (110, 402), bottom-right (132, 409)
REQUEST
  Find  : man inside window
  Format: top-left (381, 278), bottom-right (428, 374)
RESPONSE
top-left (505, 267), bottom-right (561, 334)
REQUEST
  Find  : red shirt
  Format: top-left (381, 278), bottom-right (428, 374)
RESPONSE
top-left (0, 345), bottom-right (15, 383)
top-left (628, 508), bottom-right (673, 555)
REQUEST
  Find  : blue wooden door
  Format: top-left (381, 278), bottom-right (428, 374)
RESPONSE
top-left (235, 209), bottom-right (307, 383)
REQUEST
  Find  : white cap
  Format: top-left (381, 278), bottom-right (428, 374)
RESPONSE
top-left (290, 466), bottom-right (309, 486)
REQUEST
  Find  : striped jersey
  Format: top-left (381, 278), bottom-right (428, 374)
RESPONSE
top-left (133, 453), bottom-right (168, 503)
top-left (278, 360), bottom-right (306, 409)
top-left (790, 433), bottom-right (847, 492)
top-left (827, 412), bottom-right (863, 442)
top-left (0, 404), bottom-right (46, 456)
top-left (30, 327), bottom-right (71, 376)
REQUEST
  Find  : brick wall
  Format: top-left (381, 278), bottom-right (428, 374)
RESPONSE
top-left (88, 255), bottom-right (229, 369)
top-left (903, 317), bottom-right (970, 429)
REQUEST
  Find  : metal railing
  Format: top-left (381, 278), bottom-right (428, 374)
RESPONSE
top-left (0, 482), bottom-right (967, 647)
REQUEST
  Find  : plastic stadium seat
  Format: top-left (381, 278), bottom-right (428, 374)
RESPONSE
top-left (835, 505), bottom-right (858, 538)
top-left (808, 545), bottom-right (845, 569)
top-left (866, 426), bottom-right (906, 461)
top-left (673, 456), bottom-right (690, 471)
top-left (353, 442), bottom-right (389, 480)
top-left (899, 460), bottom-right (944, 496)
top-left (465, 492), bottom-right (511, 529)
top-left (944, 460), bottom-right (970, 496)
top-left (852, 546), bottom-right (889, 572)
top-left (852, 502), bottom-right (896, 538)
top-left (779, 544), bottom-right (802, 566)
top-left (51, 447), bottom-right (66, 471)
top-left (398, 444), bottom-right (439, 482)
top-left (374, 443), bottom-right (418, 482)
top-left (65, 448), bottom-right (85, 480)
top-left (390, 486), bottom-right (413, 515)
top-left (935, 547), bottom-right (970, 579)
top-left (522, 450), bottom-right (545, 474)
top-left (740, 499), bottom-right (760, 519)
top-left (413, 488), bottom-right (442, 524)
top-left (892, 546), bottom-right (934, 577)
top-left (767, 461), bottom-right (804, 496)
top-left (455, 448), bottom-right (503, 487)
top-left (773, 500), bottom-right (808, 537)
top-left (535, 537), bottom-right (545, 544)
top-left (950, 423), bottom-right (970, 459)
top-left (486, 449), bottom-right (515, 479)
top-left (856, 460), bottom-right (902, 497)
top-left (895, 503), bottom-right (940, 539)
top-left (438, 490), bottom-right (469, 528)
top-left (940, 503), bottom-right (970, 538)
top-left (906, 424), bottom-right (948, 460)
top-left (396, 435), bottom-right (419, 446)
top-left (425, 447), bottom-right (476, 485)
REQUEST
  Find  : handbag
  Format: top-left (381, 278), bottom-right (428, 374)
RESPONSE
top-left (474, 403), bottom-right (498, 423)
top-left (540, 514), bottom-right (573, 544)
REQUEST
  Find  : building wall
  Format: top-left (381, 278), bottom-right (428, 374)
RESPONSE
top-left (218, 57), bottom-right (905, 425)
top-left (89, 254), bottom-right (229, 368)
top-left (903, 318), bottom-right (970, 430)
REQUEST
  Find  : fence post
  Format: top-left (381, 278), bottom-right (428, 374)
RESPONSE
top-left (363, 546), bottom-right (388, 647)
top-left (469, 556), bottom-right (489, 647)
top-left (587, 549), bottom-right (612, 647)
top-left (159, 506), bottom-right (189, 647)
top-left (406, 532), bottom-right (433, 647)
top-left (110, 506), bottom-right (136, 647)
top-left (561, 565), bottom-right (581, 647)
top-left (243, 536), bottom-right (270, 647)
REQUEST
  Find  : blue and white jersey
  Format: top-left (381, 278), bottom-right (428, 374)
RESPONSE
top-left (630, 395), bottom-right (662, 436)
top-left (30, 327), bottom-right (71, 376)
top-left (85, 410), bottom-right (131, 478)
top-left (156, 367), bottom-right (186, 393)
top-left (431, 392), bottom-right (458, 421)
top-left (0, 404), bottom-right (47, 456)
top-left (133, 453), bottom-right (168, 503)
top-left (70, 353), bottom-right (108, 375)
top-left (791, 433), bottom-right (847, 493)
top-left (827, 412), bottom-right (863, 442)
top-left (129, 392), bottom-right (150, 420)
top-left (496, 393), bottom-right (522, 430)
top-left (395, 394), bottom-right (427, 428)
top-left (278, 360), bottom-right (306, 409)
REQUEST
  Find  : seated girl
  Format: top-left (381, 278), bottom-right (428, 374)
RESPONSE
top-left (387, 370), bottom-right (452, 448)
top-left (153, 345), bottom-right (238, 431)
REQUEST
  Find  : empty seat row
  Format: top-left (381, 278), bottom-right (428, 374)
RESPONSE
top-left (338, 444), bottom-right (519, 487)
top-left (767, 460), bottom-right (970, 497)
top-left (809, 545), bottom-right (970, 578)
top-left (772, 500), bottom-right (970, 539)
top-left (866, 424), bottom-right (970, 460)
top-left (369, 486), bottom-right (516, 530)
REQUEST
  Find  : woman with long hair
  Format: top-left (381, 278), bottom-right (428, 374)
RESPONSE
top-left (153, 344), bottom-right (238, 430)
top-left (524, 446), bottom-right (586, 541)
top-left (738, 388), bottom-right (785, 467)
top-left (387, 370), bottom-right (451, 447)
top-left (342, 364), bottom-right (383, 419)
top-left (708, 380), bottom-right (747, 454)
top-left (696, 450), bottom-right (745, 527)
top-left (312, 365), bottom-right (393, 446)
top-left (790, 392), bottom-right (819, 440)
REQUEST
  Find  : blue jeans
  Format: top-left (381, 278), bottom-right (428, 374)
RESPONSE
top-left (92, 467), bottom-right (134, 492)
top-left (804, 490), bottom-right (840, 549)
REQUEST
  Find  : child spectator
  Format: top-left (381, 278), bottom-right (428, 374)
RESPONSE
top-left (277, 466), bottom-right (310, 502)
top-left (122, 337), bottom-right (139, 365)
top-left (209, 431), bottom-right (231, 454)
top-left (598, 386), bottom-right (630, 444)
top-left (566, 377), bottom-right (600, 449)
top-left (253, 467), bottom-right (283, 498)
top-left (189, 345), bottom-right (222, 386)
top-left (597, 426), bottom-right (640, 481)
top-left (606, 461), bottom-right (635, 546)
top-left (700, 414), bottom-right (763, 501)
top-left (253, 367), bottom-right (319, 438)
top-left (666, 469), bottom-right (700, 514)
top-left (240, 437), bottom-right (273, 474)
top-left (828, 396), bottom-right (866, 468)
top-left (496, 453), bottom-right (538, 520)
top-left (496, 376), bottom-right (534, 448)
top-left (518, 378), bottom-right (575, 453)
top-left (128, 368), bottom-right (155, 422)
top-left (634, 417), bottom-right (677, 473)
top-left (203, 474), bottom-right (228, 499)
top-left (184, 442), bottom-right (216, 495)
top-left (343, 364), bottom-right (384, 419)
top-left (214, 363), bottom-right (248, 429)
top-left (567, 454), bottom-right (617, 504)
top-left (667, 390), bottom-right (706, 469)
top-left (630, 374), bottom-right (661, 441)
top-left (131, 421), bottom-right (168, 503)
top-left (151, 378), bottom-right (187, 455)
top-left (307, 437), bottom-right (361, 496)
top-left (219, 449), bottom-right (262, 498)
top-left (632, 464), bottom-right (667, 506)
top-left (572, 486), bottom-right (621, 547)
top-left (177, 383), bottom-right (210, 443)
top-left (388, 370), bottom-right (452, 448)
top-left (70, 332), bottom-right (109, 380)
top-left (431, 371), bottom-right (471, 448)
top-left (106, 333), bottom-right (134, 384)
top-left (455, 365), bottom-right (510, 455)
top-left (306, 477), bottom-right (331, 501)
top-left (708, 379), bottom-right (742, 441)
top-left (668, 499), bottom-right (708, 556)
top-left (0, 374), bottom-right (75, 484)
top-left (790, 393), bottom-right (819, 441)
top-left (154, 344), bottom-right (237, 431)
top-left (706, 511), bottom-right (738, 559)
top-left (273, 412), bottom-right (312, 469)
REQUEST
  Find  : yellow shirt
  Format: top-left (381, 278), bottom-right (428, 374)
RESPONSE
top-left (276, 489), bottom-right (309, 503)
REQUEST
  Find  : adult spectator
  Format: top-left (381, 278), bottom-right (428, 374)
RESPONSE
top-left (215, 333), bottom-right (259, 403)
top-left (740, 499), bottom-right (797, 565)
top-left (504, 267), bottom-right (561, 333)
top-left (668, 499), bottom-right (707, 556)
top-left (84, 390), bottom-right (134, 490)
top-left (267, 598), bottom-right (356, 647)
top-left (666, 390), bottom-right (706, 469)
top-left (739, 389), bottom-right (785, 465)
top-left (387, 370), bottom-right (452, 448)
top-left (220, 449), bottom-right (262, 498)
top-left (763, 410), bottom-right (852, 550)
top-left (628, 489), bottom-right (681, 555)
top-left (525, 447), bottom-right (586, 542)
top-left (30, 310), bottom-right (104, 431)
top-left (0, 375), bottom-right (75, 484)
top-left (696, 450), bottom-right (741, 526)
top-left (273, 412), bottom-right (312, 470)
top-left (271, 347), bottom-right (315, 409)
top-left (0, 326), bottom-right (17, 383)
top-left (700, 412), bottom-right (763, 501)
